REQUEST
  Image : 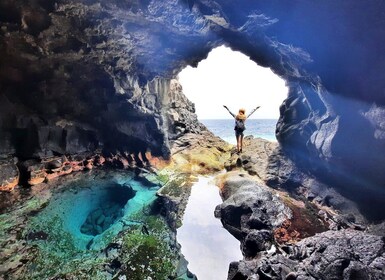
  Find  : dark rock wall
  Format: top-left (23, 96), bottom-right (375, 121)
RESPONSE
top-left (1, 1), bottom-right (385, 217)
top-left (0, 0), bottom-right (208, 161)
top-left (196, 0), bottom-right (385, 219)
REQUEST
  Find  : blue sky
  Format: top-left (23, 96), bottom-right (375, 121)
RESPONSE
top-left (178, 46), bottom-right (288, 119)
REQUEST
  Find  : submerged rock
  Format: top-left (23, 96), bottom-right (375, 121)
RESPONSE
top-left (0, 169), bottom-right (190, 279)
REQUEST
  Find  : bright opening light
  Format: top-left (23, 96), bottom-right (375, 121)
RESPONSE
top-left (178, 46), bottom-right (288, 142)
top-left (178, 46), bottom-right (288, 119)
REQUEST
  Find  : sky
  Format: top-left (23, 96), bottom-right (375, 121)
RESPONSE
top-left (178, 46), bottom-right (288, 119)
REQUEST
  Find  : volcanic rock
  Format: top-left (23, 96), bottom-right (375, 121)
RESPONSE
top-left (229, 229), bottom-right (385, 280)
top-left (225, 136), bottom-right (278, 180)
top-left (0, 160), bottom-right (19, 191)
top-left (215, 172), bottom-right (291, 254)
top-left (1, 0), bottom-right (385, 219)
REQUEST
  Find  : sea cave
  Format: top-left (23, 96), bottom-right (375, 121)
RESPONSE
top-left (1, 1), bottom-right (385, 279)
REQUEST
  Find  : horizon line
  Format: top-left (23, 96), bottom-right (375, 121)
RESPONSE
top-left (199, 118), bottom-right (279, 120)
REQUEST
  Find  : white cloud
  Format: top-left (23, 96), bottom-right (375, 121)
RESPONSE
top-left (178, 46), bottom-right (288, 119)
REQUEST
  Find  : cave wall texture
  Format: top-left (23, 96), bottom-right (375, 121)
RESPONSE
top-left (1, 0), bottom-right (385, 218)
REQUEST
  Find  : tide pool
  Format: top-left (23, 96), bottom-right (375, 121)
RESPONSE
top-left (23, 170), bottom-right (162, 279)
top-left (177, 176), bottom-right (242, 279)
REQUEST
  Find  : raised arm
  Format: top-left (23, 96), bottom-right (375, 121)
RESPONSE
top-left (223, 105), bottom-right (236, 118)
top-left (246, 106), bottom-right (261, 119)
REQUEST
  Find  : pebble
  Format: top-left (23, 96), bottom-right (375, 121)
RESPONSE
top-left (97, 214), bottom-right (105, 225)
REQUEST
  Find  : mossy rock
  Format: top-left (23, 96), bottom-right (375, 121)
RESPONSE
top-left (119, 216), bottom-right (178, 280)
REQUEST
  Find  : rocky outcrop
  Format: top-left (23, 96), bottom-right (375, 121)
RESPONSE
top-left (228, 229), bottom-right (385, 280)
top-left (171, 129), bottom-right (231, 174)
top-left (157, 128), bottom-right (231, 228)
top-left (216, 138), bottom-right (385, 280)
top-left (1, 5), bottom-right (385, 275)
top-left (214, 172), bottom-right (292, 258)
top-left (225, 136), bottom-right (278, 180)
top-left (0, 160), bottom-right (19, 191)
top-left (0, 0), bottom-right (211, 165)
top-left (266, 146), bottom-right (375, 230)
top-left (1, 0), bottom-right (385, 221)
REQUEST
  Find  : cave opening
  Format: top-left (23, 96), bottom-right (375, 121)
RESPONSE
top-left (178, 46), bottom-right (288, 143)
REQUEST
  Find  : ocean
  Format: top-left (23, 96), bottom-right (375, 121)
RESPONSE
top-left (201, 119), bottom-right (278, 144)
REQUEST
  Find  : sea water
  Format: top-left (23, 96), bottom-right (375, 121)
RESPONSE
top-left (201, 119), bottom-right (277, 143)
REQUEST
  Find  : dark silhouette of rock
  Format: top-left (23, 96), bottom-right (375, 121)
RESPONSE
top-left (0, 160), bottom-right (19, 191)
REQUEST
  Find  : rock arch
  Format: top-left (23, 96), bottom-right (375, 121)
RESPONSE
top-left (1, 0), bottom-right (385, 218)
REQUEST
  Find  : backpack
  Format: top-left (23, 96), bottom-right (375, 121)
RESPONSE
top-left (235, 119), bottom-right (245, 132)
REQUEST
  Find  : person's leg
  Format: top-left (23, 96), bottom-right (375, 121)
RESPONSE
top-left (236, 135), bottom-right (240, 152)
top-left (240, 134), bottom-right (244, 152)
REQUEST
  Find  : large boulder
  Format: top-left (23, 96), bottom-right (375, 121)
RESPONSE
top-left (215, 173), bottom-right (291, 257)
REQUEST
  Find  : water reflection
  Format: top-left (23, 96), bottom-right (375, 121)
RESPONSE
top-left (177, 176), bottom-right (242, 280)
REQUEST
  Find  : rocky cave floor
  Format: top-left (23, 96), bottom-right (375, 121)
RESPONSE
top-left (1, 131), bottom-right (385, 280)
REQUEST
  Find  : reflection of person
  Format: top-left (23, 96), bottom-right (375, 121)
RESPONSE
top-left (223, 105), bottom-right (261, 153)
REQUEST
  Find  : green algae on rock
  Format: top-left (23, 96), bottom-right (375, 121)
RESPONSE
top-left (118, 216), bottom-right (178, 280)
top-left (0, 169), bottom-right (191, 279)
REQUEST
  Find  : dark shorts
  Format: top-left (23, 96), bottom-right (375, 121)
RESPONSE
top-left (235, 129), bottom-right (244, 137)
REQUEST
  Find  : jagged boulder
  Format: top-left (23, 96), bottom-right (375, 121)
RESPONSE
top-left (215, 173), bottom-right (291, 255)
top-left (229, 229), bottom-right (385, 280)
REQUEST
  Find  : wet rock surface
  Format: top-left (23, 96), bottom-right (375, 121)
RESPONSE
top-left (157, 128), bottom-right (231, 228)
top-left (1, 0), bottom-right (385, 279)
top-left (0, 160), bottom-right (19, 191)
top-left (0, 168), bottom-right (191, 280)
top-left (216, 137), bottom-right (385, 280)
top-left (229, 229), bottom-right (385, 280)
top-left (1, 1), bottom-right (385, 210)
top-left (215, 172), bottom-right (292, 256)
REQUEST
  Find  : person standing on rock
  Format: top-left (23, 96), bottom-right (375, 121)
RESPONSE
top-left (223, 105), bottom-right (260, 153)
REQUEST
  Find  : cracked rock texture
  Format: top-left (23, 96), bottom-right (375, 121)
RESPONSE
top-left (225, 136), bottom-right (278, 180)
top-left (215, 172), bottom-right (292, 259)
top-left (228, 229), bottom-right (385, 280)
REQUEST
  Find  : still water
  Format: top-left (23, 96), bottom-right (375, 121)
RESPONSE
top-left (177, 176), bottom-right (242, 280)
